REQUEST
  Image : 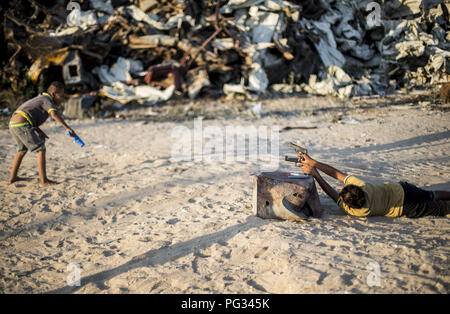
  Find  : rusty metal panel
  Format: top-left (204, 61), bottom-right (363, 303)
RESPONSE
top-left (253, 172), bottom-right (321, 221)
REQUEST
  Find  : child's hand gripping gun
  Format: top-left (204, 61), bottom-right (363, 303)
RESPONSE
top-left (284, 142), bottom-right (307, 165)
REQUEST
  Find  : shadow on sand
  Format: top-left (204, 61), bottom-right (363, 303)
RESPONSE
top-left (46, 216), bottom-right (269, 293)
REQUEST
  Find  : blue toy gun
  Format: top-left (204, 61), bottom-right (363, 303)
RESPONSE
top-left (66, 130), bottom-right (85, 147)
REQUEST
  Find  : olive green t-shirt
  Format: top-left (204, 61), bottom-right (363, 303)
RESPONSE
top-left (337, 175), bottom-right (404, 217)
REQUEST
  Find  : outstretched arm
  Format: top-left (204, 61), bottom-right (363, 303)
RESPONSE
top-left (50, 110), bottom-right (75, 136)
top-left (298, 153), bottom-right (348, 183)
top-left (301, 163), bottom-right (339, 203)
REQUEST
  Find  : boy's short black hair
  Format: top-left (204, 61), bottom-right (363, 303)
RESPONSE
top-left (48, 81), bottom-right (65, 93)
top-left (339, 185), bottom-right (366, 209)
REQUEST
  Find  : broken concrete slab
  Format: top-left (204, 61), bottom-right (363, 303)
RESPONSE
top-left (186, 67), bottom-right (211, 99)
top-left (302, 65), bottom-right (355, 99)
top-left (248, 62), bottom-right (269, 94)
top-left (128, 34), bottom-right (178, 49)
top-left (223, 83), bottom-right (252, 99)
top-left (99, 81), bottom-right (175, 105)
top-left (300, 19), bottom-right (346, 68)
top-left (63, 94), bottom-right (97, 119)
top-left (139, 0), bottom-right (158, 12)
top-left (125, 4), bottom-right (169, 30)
top-left (93, 57), bottom-right (143, 85)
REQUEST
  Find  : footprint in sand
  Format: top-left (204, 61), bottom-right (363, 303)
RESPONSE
top-left (86, 236), bottom-right (97, 244)
top-left (340, 273), bottom-right (356, 286)
top-left (40, 203), bottom-right (52, 212)
top-left (166, 218), bottom-right (180, 225)
top-left (37, 225), bottom-right (47, 235)
top-left (223, 275), bottom-right (234, 282)
top-left (73, 198), bottom-right (86, 207)
top-left (253, 246), bottom-right (269, 259)
top-left (246, 279), bottom-right (267, 292)
top-left (103, 250), bottom-right (115, 257)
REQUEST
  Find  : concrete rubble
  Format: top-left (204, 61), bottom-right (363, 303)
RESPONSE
top-left (1, 0), bottom-right (449, 116)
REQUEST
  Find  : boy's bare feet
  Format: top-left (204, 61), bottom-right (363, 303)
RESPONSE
top-left (9, 176), bottom-right (25, 184)
top-left (40, 179), bottom-right (58, 188)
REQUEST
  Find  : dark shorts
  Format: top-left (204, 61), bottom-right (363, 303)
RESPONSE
top-left (9, 124), bottom-right (45, 153)
top-left (400, 181), bottom-right (449, 218)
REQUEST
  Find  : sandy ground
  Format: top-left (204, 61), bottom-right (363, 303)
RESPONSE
top-left (0, 95), bottom-right (449, 294)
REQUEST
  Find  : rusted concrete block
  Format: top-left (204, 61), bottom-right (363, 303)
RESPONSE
top-left (253, 172), bottom-right (321, 220)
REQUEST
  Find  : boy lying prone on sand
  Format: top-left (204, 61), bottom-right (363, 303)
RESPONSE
top-left (297, 153), bottom-right (450, 218)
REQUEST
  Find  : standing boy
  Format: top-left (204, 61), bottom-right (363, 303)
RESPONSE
top-left (8, 81), bottom-right (78, 188)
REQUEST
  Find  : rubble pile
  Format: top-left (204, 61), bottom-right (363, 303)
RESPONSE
top-left (1, 0), bottom-right (449, 116)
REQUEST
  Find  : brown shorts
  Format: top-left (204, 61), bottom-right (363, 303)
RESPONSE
top-left (9, 123), bottom-right (45, 153)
